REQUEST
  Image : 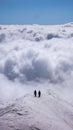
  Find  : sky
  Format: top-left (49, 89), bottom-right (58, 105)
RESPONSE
top-left (0, 0), bottom-right (73, 24)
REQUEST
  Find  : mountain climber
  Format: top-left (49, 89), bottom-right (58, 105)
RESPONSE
top-left (34, 90), bottom-right (37, 97)
top-left (38, 90), bottom-right (41, 97)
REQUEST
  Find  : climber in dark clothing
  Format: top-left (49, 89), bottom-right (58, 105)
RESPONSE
top-left (38, 90), bottom-right (41, 97)
top-left (34, 90), bottom-right (37, 97)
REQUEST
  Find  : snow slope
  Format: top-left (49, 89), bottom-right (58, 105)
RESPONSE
top-left (0, 91), bottom-right (73, 130)
top-left (0, 22), bottom-right (73, 130)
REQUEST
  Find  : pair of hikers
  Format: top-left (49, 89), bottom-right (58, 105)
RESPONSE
top-left (34, 90), bottom-right (41, 97)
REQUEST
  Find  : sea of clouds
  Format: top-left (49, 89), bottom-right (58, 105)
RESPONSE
top-left (0, 23), bottom-right (73, 83)
top-left (0, 23), bottom-right (73, 103)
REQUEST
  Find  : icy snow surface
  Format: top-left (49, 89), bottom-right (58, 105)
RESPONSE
top-left (0, 23), bottom-right (73, 130)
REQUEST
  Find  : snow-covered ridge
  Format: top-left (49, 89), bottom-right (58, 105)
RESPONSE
top-left (0, 92), bottom-right (73, 130)
top-left (0, 23), bottom-right (73, 83)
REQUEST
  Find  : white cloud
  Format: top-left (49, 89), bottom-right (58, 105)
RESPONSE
top-left (0, 23), bottom-right (73, 83)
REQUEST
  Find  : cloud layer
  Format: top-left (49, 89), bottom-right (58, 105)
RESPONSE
top-left (0, 23), bottom-right (73, 84)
